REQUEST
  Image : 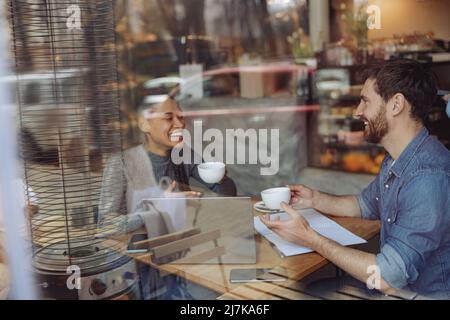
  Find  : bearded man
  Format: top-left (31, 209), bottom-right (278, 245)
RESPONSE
top-left (261, 59), bottom-right (450, 299)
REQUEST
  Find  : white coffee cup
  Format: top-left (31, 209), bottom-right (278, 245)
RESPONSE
top-left (198, 162), bottom-right (226, 184)
top-left (261, 187), bottom-right (291, 210)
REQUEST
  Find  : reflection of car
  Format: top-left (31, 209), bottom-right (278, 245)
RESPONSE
top-left (141, 63), bottom-right (310, 105)
top-left (142, 76), bottom-right (183, 104)
top-left (139, 63), bottom-right (315, 196)
top-left (0, 68), bottom-right (88, 105)
top-left (141, 72), bottom-right (240, 104)
top-left (0, 68), bottom-right (98, 167)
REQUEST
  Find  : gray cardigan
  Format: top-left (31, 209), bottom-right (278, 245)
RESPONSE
top-left (98, 145), bottom-right (172, 237)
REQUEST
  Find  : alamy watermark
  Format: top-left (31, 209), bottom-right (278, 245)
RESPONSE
top-left (171, 121), bottom-right (280, 176)
top-left (66, 4), bottom-right (81, 30)
top-left (66, 265), bottom-right (81, 290)
top-left (366, 4), bottom-right (381, 30)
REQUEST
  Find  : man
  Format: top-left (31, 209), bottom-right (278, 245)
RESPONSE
top-left (261, 59), bottom-right (450, 299)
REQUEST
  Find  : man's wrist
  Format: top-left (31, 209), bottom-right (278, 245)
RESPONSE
top-left (311, 189), bottom-right (321, 209)
top-left (310, 231), bottom-right (339, 257)
top-left (308, 229), bottom-right (325, 251)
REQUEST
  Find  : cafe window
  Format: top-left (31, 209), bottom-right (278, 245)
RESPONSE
top-left (1, 0), bottom-right (450, 300)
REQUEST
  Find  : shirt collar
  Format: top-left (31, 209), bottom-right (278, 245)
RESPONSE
top-left (389, 127), bottom-right (429, 177)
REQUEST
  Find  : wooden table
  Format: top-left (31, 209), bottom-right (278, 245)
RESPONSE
top-left (126, 201), bottom-right (381, 300)
top-left (30, 197), bottom-right (381, 300)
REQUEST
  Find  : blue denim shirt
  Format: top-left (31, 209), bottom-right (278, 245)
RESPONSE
top-left (357, 127), bottom-right (450, 298)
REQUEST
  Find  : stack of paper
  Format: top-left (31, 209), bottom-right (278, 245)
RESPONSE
top-left (254, 208), bottom-right (366, 257)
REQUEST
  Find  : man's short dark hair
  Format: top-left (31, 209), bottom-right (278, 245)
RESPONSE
top-left (362, 59), bottom-right (438, 123)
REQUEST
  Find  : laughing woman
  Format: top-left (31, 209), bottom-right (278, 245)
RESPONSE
top-left (98, 96), bottom-right (237, 235)
top-left (98, 96), bottom-right (237, 299)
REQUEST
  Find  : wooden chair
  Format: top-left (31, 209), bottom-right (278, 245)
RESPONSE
top-left (131, 227), bottom-right (225, 300)
top-left (132, 227), bottom-right (225, 265)
top-left (298, 273), bottom-right (419, 300)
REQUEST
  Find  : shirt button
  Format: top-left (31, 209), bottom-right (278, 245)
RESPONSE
top-left (385, 184), bottom-right (389, 188)
top-left (387, 218), bottom-right (391, 223)
top-left (375, 197), bottom-right (379, 201)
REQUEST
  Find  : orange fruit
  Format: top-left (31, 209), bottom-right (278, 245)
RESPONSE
top-left (374, 153), bottom-right (385, 166)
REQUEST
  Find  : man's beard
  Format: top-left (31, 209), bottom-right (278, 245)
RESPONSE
top-left (362, 105), bottom-right (389, 144)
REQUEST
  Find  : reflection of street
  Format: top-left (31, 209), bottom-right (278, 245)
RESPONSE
top-left (1, 68), bottom-right (108, 170)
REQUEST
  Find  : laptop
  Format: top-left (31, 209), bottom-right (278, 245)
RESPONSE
top-left (143, 196), bottom-right (257, 264)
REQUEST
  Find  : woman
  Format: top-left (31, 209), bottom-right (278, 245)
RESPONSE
top-left (98, 96), bottom-right (237, 235)
top-left (98, 96), bottom-right (236, 299)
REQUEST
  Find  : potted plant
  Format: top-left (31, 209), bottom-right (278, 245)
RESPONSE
top-left (343, 1), bottom-right (369, 64)
top-left (287, 28), bottom-right (315, 66)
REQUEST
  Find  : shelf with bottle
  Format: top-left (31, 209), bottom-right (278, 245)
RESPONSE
top-left (319, 128), bottom-right (383, 151)
top-left (318, 145), bottom-right (385, 175)
top-left (316, 113), bottom-right (384, 175)
top-left (324, 141), bottom-right (384, 150)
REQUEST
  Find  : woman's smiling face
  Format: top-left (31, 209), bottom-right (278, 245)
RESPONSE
top-left (139, 98), bottom-right (185, 153)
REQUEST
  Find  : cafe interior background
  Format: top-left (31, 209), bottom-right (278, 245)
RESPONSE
top-left (0, 0), bottom-right (449, 300)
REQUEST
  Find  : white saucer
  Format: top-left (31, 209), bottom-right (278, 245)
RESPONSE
top-left (253, 201), bottom-right (282, 214)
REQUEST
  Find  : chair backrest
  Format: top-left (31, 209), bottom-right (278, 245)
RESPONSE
top-left (131, 196), bottom-right (256, 264)
top-left (133, 227), bottom-right (225, 265)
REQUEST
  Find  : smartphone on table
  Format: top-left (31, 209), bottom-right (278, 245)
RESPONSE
top-left (126, 233), bottom-right (148, 253)
top-left (229, 268), bottom-right (287, 283)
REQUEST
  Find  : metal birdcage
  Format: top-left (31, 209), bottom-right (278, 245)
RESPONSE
top-left (8, 0), bottom-right (137, 299)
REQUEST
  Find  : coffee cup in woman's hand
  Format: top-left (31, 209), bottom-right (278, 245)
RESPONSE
top-left (198, 162), bottom-right (226, 184)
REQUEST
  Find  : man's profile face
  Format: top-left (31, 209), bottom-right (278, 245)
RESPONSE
top-left (356, 78), bottom-right (389, 144)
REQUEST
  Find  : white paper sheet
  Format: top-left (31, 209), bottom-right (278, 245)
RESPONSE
top-left (254, 208), bottom-right (367, 257)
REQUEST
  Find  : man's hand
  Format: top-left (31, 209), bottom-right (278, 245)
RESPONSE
top-left (287, 184), bottom-right (361, 218)
top-left (287, 184), bottom-right (317, 209)
top-left (260, 202), bottom-right (320, 248)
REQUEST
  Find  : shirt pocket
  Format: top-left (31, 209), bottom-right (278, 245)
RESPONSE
top-left (385, 184), bottom-right (400, 225)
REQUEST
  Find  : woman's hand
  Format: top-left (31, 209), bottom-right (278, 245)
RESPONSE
top-left (24, 204), bottom-right (39, 220)
top-left (218, 168), bottom-right (228, 184)
top-left (164, 181), bottom-right (202, 198)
